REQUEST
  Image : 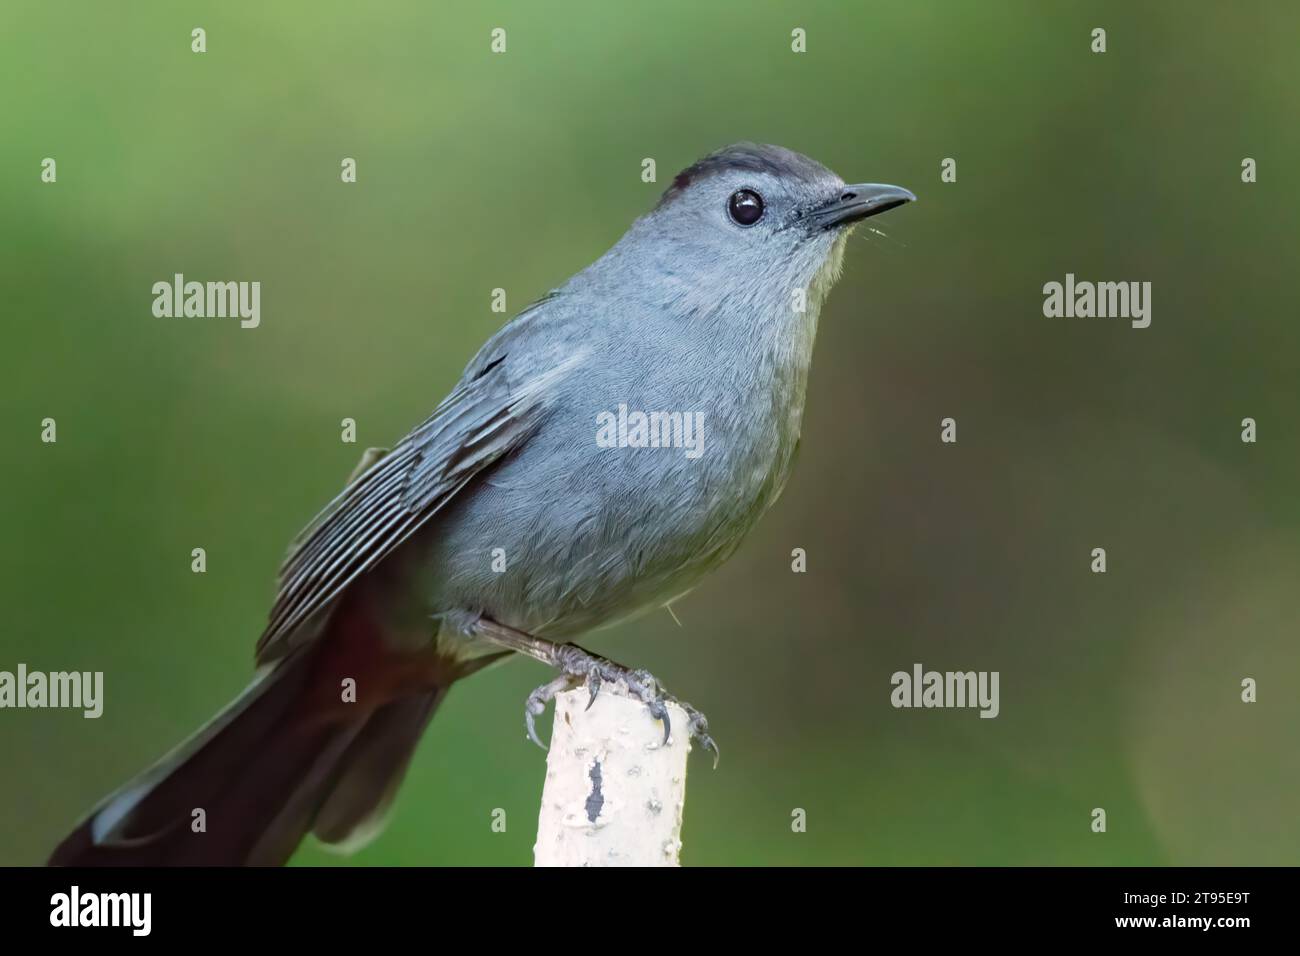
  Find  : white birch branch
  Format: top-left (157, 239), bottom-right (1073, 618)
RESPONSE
top-left (533, 686), bottom-right (690, 867)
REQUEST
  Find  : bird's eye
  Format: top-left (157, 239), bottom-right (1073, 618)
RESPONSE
top-left (727, 189), bottom-right (764, 226)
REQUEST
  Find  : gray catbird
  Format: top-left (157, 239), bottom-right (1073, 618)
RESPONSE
top-left (50, 143), bottom-right (913, 865)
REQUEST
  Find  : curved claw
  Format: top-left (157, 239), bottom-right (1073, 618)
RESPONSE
top-left (648, 699), bottom-right (671, 745)
top-left (682, 709), bottom-right (719, 768)
top-left (525, 705), bottom-right (546, 750)
top-left (523, 673), bottom-right (581, 751)
top-left (699, 735), bottom-right (721, 770)
top-left (524, 686), bottom-right (554, 750)
top-left (585, 667), bottom-right (602, 711)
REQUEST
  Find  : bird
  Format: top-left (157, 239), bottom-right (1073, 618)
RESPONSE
top-left (49, 143), bottom-right (914, 866)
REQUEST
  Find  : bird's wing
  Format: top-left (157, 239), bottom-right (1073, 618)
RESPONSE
top-left (255, 351), bottom-right (571, 663)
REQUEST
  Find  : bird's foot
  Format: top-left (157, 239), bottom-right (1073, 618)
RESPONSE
top-left (522, 643), bottom-right (719, 767)
top-left (524, 672), bottom-right (581, 749)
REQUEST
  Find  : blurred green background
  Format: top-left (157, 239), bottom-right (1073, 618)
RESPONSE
top-left (2, 0), bottom-right (1298, 866)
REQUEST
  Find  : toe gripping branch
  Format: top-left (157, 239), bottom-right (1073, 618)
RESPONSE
top-left (471, 618), bottom-right (719, 767)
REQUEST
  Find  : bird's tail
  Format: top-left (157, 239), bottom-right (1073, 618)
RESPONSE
top-left (48, 646), bottom-right (447, 866)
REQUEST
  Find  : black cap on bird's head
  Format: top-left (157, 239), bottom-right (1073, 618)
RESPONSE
top-left (656, 142), bottom-right (915, 234)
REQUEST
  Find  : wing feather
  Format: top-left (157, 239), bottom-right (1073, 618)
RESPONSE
top-left (254, 358), bottom-right (552, 662)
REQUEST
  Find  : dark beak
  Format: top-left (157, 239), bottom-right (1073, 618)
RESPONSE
top-left (811, 183), bottom-right (916, 230)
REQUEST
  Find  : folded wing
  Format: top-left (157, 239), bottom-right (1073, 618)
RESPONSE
top-left (255, 355), bottom-right (553, 663)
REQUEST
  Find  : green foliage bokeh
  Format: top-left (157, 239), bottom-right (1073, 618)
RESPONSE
top-left (2, 1), bottom-right (1298, 865)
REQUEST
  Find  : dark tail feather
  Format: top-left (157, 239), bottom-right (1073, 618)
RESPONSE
top-left (311, 691), bottom-right (443, 849)
top-left (312, 651), bottom-right (510, 850)
top-left (49, 650), bottom-right (367, 867)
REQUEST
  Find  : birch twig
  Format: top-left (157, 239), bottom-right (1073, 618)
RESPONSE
top-left (534, 686), bottom-right (690, 866)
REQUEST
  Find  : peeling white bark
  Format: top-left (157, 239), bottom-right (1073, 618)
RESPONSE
top-left (533, 687), bottom-right (690, 867)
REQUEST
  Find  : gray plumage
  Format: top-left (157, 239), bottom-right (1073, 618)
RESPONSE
top-left (50, 143), bottom-right (914, 866)
top-left (273, 143), bottom-right (885, 654)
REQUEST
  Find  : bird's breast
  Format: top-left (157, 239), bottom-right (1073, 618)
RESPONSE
top-left (424, 314), bottom-right (818, 639)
